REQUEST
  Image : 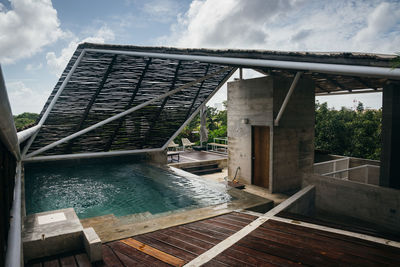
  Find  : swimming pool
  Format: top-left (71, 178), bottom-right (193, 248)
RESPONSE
top-left (24, 160), bottom-right (233, 219)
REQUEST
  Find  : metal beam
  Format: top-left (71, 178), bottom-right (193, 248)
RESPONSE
top-left (354, 76), bottom-right (377, 90)
top-left (65, 54), bottom-right (118, 153)
top-left (326, 76), bottom-right (349, 92)
top-left (0, 66), bottom-right (20, 160)
top-left (185, 64), bottom-right (210, 120)
top-left (84, 48), bottom-right (400, 80)
top-left (23, 148), bottom-right (164, 162)
top-left (316, 88), bottom-right (382, 96)
top-left (161, 67), bottom-right (237, 150)
top-left (21, 50), bottom-right (86, 157)
top-left (274, 71), bottom-right (302, 126)
top-left (316, 84), bottom-right (331, 94)
top-left (25, 66), bottom-right (230, 158)
top-left (104, 58), bottom-right (152, 151)
top-left (5, 162), bottom-right (22, 267)
top-left (17, 125), bottom-right (40, 145)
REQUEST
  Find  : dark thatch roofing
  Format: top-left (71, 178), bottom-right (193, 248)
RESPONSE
top-left (27, 43), bottom-right (395, 157)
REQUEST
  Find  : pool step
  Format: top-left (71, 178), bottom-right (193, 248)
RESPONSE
top-left (182, 163), bottom-right (222, 175)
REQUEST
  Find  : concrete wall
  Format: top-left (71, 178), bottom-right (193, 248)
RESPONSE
top-left (272, 76), bottom-right (315, 192)
top-left (303, 173), bottom-right (400, 233)
top-left (286, 185), bottom-right (315, 217)
top-left (147, 150), bottom-right (167, 165)
top-left (227, 76), bottom-right (274, 185)
top-left (227, 75), bottom-right (315, 193)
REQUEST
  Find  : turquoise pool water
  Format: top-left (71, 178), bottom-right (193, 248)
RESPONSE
top-left (25, 161), bottom-right (232, 219)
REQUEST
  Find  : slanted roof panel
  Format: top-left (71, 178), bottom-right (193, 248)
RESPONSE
top-left (28, 45), bottom-right (234, 156)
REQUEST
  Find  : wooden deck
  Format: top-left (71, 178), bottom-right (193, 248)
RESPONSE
top-left (27, 212), bottom-right (400, 266)
top-left (172, 151), bottom-right (227, 163)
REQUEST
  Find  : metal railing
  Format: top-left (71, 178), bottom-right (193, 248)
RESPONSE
top-left (321, 164), bottom-right (380, 185)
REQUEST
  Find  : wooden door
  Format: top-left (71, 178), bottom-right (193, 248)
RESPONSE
top-left (252, 126), bottom-right (270, 188)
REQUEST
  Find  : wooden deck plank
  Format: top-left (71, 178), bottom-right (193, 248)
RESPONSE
top-left (74, 253), bottom-right (91, 267)
top-left (59, 255), bottom-right (77, 267)
top-left (182, 222), bottom-right (231, 240)
top-left (113, 250), bottom-right (140, 266)
top-left (121, 238), bottom-right (186, 267)
top-left (43, 259), bottom-right (60, 267)
top-left (201, 259), bottom-right (231, 267)
top-left (134, 234), bottom-right (196, 262)
top-left (159, 228), bottom-right (215, 249)
top-left (189, 220), bottom-right (237, 236)
top-left (144, 231), bottom-right (208, 256)
top-left (230, 212), bottom-right (258, 221)
top-left (223, 213), bottom-right (256, 224)
top-left (248, 226), bottom-right (376, 266)
top-left (107, 241), bottom-right (170, 266)
top-left (230, 243), bottom-right (301, 267)
top-left (265, 219), bottom-right (400, 263)
top-left (172, 225), bottom-right (222, 245)
top-left (237, 234), bottom-right (340, 266)
top-left (259, 221), bottom-right (399, 265)
top-left (94, 245), bottom-right (124, 267)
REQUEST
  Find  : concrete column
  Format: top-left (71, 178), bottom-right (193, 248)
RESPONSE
top-left (380, 81), bottom-right (400, 189)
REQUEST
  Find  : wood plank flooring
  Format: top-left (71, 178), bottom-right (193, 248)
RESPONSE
top-left (27, 212), bottom-right (400, 267)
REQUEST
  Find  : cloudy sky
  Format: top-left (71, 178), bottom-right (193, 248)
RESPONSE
top-left (1, 0), bottom-right (399, 114)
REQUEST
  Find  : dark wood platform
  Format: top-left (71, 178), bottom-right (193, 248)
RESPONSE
top-left (27, 212), bottom-right (400, 267)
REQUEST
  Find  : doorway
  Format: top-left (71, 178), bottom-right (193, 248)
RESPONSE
top-left (252, 126), bottom-right (270, 188)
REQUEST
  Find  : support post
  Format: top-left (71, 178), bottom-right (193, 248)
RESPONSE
top-left (274, 71), bottom-right (302, 126)
top-left (380, 81), bottom-right (400, 189)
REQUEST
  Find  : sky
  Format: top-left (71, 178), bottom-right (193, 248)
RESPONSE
top-left (1, 0), bottom-right (399, 115)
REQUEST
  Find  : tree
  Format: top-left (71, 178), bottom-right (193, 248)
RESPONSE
top-left (13, 112), bottom-right (39, 131)
top-left (315, 101), bottom-right (381, 160)
top-left (174, 105), bottom-right (227, 145)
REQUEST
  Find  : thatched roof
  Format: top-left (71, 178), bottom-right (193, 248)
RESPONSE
top-left (25, 43), bottom-right (395, 158)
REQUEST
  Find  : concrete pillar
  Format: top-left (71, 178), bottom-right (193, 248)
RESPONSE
top-left (380, 81), bottom-right (400, 189)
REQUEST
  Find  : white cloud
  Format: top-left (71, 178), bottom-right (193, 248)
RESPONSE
top-left (166, 0), bottom-right (400, 54)
top-left (7, 81), bottom-right (50, 115)
top-left (142, 0), bottom-right (182, 22)
top-left (46, 26), bottom-right (115, 77)
top-left (164, 0), bottom-right (396, 110)
top-left (0, 0), bottom-right (64, 64)
top-left (25, 63), bottom-right (43, 71)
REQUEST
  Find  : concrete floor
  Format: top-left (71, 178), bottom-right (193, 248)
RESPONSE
top-left (201, 168), bottom-right (289, 206)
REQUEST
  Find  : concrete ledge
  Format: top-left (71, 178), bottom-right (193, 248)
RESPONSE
top-left (169, 158), bottom-right (227, 169)
top-left (23, 208), bottom-right (83, 261)
top-left (83, 227), bottom-right (102, 262)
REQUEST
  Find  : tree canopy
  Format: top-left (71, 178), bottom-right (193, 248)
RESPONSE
top-left (315, 101), bottom-right (381, 160)
top-left (13, 112), bottom-right (39, 132)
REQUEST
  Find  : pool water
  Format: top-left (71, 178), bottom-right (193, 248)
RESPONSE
top-left (25, 161), bottom-right (232, 219)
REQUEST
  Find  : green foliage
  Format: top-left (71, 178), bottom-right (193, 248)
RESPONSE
top-left (392, 52), bottom-right (400, 69)
top-left (176, 101), bottom-right (381, 160)
top-left (13, 112), bottom-right (39, 131)
top-left (174, 105), bottom-right (227, 146)
top-left (315, 101), bottom-right (381, 160)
